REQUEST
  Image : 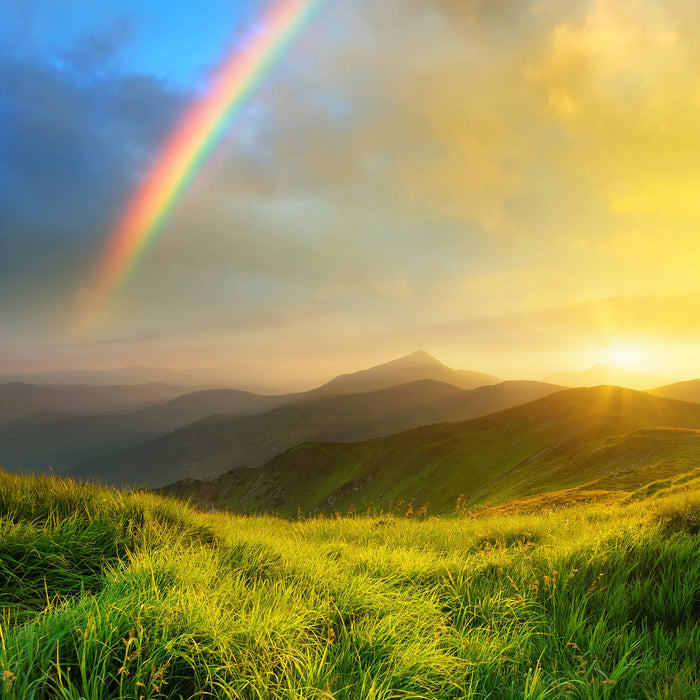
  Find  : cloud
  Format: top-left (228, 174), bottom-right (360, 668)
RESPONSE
top-left (58, 17), bottom-right (134, 72)
top-left (3, 0), bottom-right (700, 381)
top-left (0, 49), bottom-right (189, 334)
top-left (77, 0), bottom-right (700, 336)
top-left (529, 0), bottom-right (700, 222)
top-left (183, 0), bottom-right (541, 231)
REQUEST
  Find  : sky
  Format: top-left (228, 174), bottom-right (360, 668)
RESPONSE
top-left (2, 0), bottom-right (700, 389)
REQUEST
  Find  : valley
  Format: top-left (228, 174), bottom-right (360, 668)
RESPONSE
top-left (3, 351), bottom-right (700, 521)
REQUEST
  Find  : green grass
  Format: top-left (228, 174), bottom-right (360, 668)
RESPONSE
top-left (1, 469), bottom-right (700, 698)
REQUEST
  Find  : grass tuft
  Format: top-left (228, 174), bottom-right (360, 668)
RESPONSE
top-left (655, 496), bottom-right (700, 535)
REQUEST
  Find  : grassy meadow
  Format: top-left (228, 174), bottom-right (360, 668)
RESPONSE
top-left (1, 469), bottom-right (700, 699)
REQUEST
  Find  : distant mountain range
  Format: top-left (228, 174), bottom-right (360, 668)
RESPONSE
top-left (0, 385), bottom-right (307, 472)
top-left (543, 364), bottom-right (671, 390)
top-left (0, 386), bottom-right (292, 472)
top-left (3, 351), bottom-right (699, 518)
top-left (0, 366), bottom-right (274, 391)
top-left (312, 350), bottom-right (501, 394)
top-left (0, 382), bottom-right (208, 423)
top-left (68, 378), bottom-right (560, 487)
top-left (160, 386), bottom-right (700, 516)
top-left (0, 351), bottom-right (504, 473)
top-left (0, 351), bottom-right (500, 393)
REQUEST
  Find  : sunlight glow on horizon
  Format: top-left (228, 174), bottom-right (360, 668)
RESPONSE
top-left (602, 343), bottom-right (646, 371)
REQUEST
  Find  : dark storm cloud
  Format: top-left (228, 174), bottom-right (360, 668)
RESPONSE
top-left (0, 52), bottom-right (188, 307)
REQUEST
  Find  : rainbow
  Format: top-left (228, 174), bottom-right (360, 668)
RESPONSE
top-left (79, 0), bottom-right (323, 327)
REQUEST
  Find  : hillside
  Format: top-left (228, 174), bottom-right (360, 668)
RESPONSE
top-left (543, 364), bottom-right (670, 390)
top-left (161, 386), bottom-right (700, 516)
top-left (69, 379), bottom-right (561, 487)
top-left (2, 469), bottom-right (700, 699)
top-left (649, 377), bottom-right (700, 403)
top-left (312, 350), bottom-right (501, 394)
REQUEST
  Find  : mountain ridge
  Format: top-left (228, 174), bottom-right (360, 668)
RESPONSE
top-left (68, 378), bottom-right (561, 487)
top-left (0, 352), bottom-right (505, 472)
top-left (543, 363), bottom-right (671, 391)
top-left (313, 350), bottom-right (501, 395)
top-left (158, 386), bottom-right (700, 516)
top-left (649, 378), bottom-right (700, 404)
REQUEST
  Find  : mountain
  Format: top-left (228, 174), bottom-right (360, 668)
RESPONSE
top-left (649, 378), bottom-right (700, 403)
top-left (0, 352), bottom-right (503, 474)
top-left (159, 386), bottom-right (700, 516)
top-left (0, 388), bottom-right (296, 472)
top-left (0, 382), bottom-right (207, 424)
top-left (311, 351), bottom-right (501, 394)
top-left (543, 364), bottom-right (671, 391)
top-left (68, 379), bottom-right (562, 488)
top-left (0, 366), bottom-right (278, 390)
top-left (136, 387), bottom-right (296, 425)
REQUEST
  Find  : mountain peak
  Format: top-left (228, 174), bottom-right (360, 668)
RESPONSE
top-left (313, 352), bottom-right (500, 396)
top-left (379, 350), bottom-right (444, 369)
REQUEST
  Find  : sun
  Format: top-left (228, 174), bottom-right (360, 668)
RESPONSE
top-left (603, 343), bottom-right (645, 371)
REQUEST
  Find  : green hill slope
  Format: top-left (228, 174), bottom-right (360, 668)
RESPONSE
top-left (162, 386), bottom-right (700, 516)
top-left (69, 380), bottom-right (561, 487)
